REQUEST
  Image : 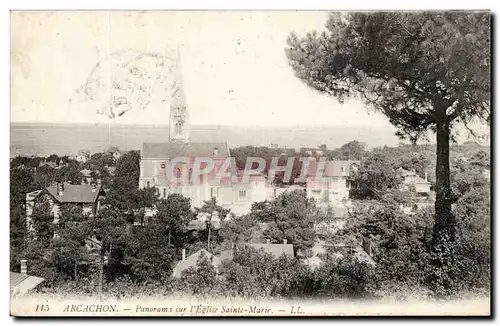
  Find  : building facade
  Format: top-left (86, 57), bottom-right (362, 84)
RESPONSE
top-left (304, 159), bottom-right (360, 208)
top-left (397, 168), bottom-right (432, 194)
top-left (26, 182), bottom-right (105, 238)
top-left (139, 50), bottom-right (271, 215)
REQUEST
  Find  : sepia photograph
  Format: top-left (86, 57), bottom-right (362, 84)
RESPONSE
top-left (9, 9), bottom-right (491, 317)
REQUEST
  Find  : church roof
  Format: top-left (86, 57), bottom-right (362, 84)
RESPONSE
top-left (141, 142), bottom-right (229, 159)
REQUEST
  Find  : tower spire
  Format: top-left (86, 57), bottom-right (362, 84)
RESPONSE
top-left (169, 43), bottom-right (189, 143)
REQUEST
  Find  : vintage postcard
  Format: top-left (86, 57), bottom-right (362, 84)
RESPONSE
top-left (10, 10), bottom-right (491, 317)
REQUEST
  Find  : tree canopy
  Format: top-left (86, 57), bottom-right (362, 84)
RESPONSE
top-left (286, 11), bottom-right (490, 249)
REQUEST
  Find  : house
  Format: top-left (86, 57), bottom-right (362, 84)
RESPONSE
top-left (304, 159), bottom-right (360, 208)
top-left (172, 249), bottom-right (221, 278)
top-left (80, 169), bottom-right (92, 184)
top-left (304, 243), bottom-right (376, 271)
top-left (10, 260), bottom-right (44, 296)
top-left (139, 50), bottom-right (272, 215)
top-left (76, 150), bottom-right (91, 164)
top-left (107, 147), bottom-right (122, 161)
top-left (26, 182), bottom-right (105, 238)
top-left (397, 168), bottom-right (432, 194)
top-left (80, 169), bottom-right (100, 185)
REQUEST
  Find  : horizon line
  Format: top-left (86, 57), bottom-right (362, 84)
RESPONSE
top-left (10, 120), bottom-right (396, 129)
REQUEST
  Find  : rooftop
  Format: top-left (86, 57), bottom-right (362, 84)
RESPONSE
top-left (10, 272), bottom-right (45, 294)
top-left (46, 182), bottom-right (103, 203)
top-left (142, 142), bottom-right (229, 159)
top-left (172, 249), bottom-right (220, 278)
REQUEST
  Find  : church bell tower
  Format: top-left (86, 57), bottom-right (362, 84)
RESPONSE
top-left (169, 45), bottom-right (190, 143)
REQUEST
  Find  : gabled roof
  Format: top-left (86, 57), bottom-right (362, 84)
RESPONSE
top-left (397, 168), bottom-right (430, 185)
top-left (46, 183), bottom-right (103, 204)
top-left (10, 272), bottom-right (45, 294)
top-left (142, 142), bottom-right (229, 159)
top-left (172, 249), bottom-right (220, 278)
top-left (10, 272), bottom-right (28, 289)
top-left (39, 161), bottom-right (57, 168)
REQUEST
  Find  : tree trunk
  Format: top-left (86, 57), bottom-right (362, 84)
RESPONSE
top-left (98, 253), bottom-right (104, 297)
top-left (433, 119), bottom-right (455, 243)
top-left (74, 261), bottom-right (78, 285)
top-left (207, 226), bottom-right (211, 251)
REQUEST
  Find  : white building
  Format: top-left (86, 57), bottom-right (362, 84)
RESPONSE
top-left (397, 168), bottom-right (432, 194)
top-left (303, 158), bottom-right (360, 208)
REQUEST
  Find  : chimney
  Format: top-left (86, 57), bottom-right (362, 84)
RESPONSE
top-left (182, 249), bottom-right (186, 261)
top-left (283, 239), bottom-right (287, 244)
top-left (266, 239), bottom-right (270, 244)
top-left (57, 183), bottom-right (64, 196)
top-left (20, 259), bottom-right (27, 275)
top-left (424, 172), bottom-right (428, 181)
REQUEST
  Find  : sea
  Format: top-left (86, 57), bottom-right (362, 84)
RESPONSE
top-left (10, 122), bottom-right (402, 157)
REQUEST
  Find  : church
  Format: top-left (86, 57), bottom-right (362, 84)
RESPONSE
top-left (139, 51), bottom-right (270, 215)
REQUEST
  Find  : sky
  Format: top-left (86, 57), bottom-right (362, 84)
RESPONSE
top-left (10, 11), bottom-right (395, 128)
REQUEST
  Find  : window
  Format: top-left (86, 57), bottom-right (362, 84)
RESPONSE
top-left (175, 167), bottom-right (182, 178)
top-left (160, 163), bottom-right (166, 169)
top-left (189, 168), bottom-right (193, 184)
top-left (239, 189), bottom-right (247, 198)
top-left (146, 181), bottom-right (150, 188)
top-left (163, 188), bottom-right (167, 198)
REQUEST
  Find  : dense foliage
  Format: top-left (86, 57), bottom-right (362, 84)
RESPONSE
top-left (10, 140), bottom-right (490, 299)
top-left (286, 12), bottom-right (490, 291)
